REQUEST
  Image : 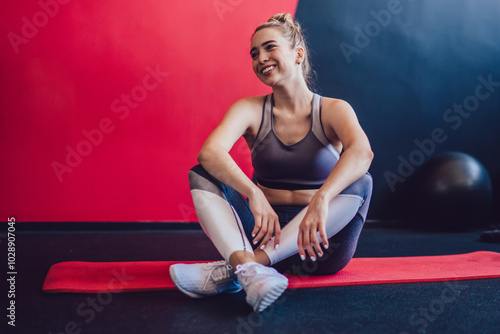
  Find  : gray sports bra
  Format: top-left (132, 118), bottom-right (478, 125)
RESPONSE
top-left (250, 93), bottom-right (340, 190)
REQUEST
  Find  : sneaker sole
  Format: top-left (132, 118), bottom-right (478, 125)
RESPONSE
top-left (250, 278), bottom-right (288, 312)
top-left (169, 265), bottom-right (204, 298)
top-left (169, 265), bottom-right (243, 298)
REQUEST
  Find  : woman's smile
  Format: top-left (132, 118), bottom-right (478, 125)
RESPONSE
top-left (261, 65), bottom-right (276, 75)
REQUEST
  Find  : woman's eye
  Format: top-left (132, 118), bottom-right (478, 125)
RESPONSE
top-left (251, 45), bottom-right (276, 59)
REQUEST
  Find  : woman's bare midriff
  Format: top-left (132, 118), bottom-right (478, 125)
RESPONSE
top-left (257, 183), bottom-right (317, 206)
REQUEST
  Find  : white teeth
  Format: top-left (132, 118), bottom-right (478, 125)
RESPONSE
top-left (262, 66), bottom-right (275, 74)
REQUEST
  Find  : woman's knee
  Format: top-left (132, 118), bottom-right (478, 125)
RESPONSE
top-left (313, 214), bottom-right (364, 275)
top-left (188, 164), bottom-right (222, 191)
top-left (340, 172), bottom-right (373, 201)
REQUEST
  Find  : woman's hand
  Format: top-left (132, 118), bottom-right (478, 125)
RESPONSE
top-left (247, 188), bottom-right (281, 250)
top-left (297, 195), bottom-right (330, 261)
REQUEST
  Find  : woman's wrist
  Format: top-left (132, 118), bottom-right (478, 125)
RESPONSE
top-left (246, 184), bottom-right (263, 201)
top-left (309, 191), bottom-right (330, 209)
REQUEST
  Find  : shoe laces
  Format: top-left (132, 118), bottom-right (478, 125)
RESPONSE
top-left (234, 263), bottom-right (263, 285)
top-left (203, 261), bottom-right (234, 290)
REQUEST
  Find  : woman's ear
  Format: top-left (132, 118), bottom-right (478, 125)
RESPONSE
top-left (296, 46), bottom-right (305, 64)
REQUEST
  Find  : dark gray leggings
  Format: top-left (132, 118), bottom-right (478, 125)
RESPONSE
top-left (190, 164), bottom-right (368, 276)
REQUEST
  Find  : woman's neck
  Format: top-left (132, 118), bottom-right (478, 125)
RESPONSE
top-left (271, 79), bottom-right (313, 113)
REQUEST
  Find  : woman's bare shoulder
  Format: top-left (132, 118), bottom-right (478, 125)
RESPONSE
top-left (319, 96), bottom-right (362, 139)
top-left (221, 95), bottom-right (266, 141)
top-left (224, 95), bottom-right (267, 128)
top-left (212, 95), bottom-right (267, 140)
top-left (229, 95), bottom-right (267, 112)
top-left (320, 96), bottom-right (354, 113)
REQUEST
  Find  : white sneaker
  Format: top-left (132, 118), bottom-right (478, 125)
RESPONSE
top-left (234, 262), bottom-right (288, 312)
top-left (169, 261), bottom-right (242, 298)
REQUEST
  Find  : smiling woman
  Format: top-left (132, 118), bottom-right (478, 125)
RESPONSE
top-left (251, 13), bottom-right (314, 88)
top-left (169, 13), bottom-right (374, 313)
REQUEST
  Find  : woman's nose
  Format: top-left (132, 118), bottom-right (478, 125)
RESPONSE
top-left (258, 52), bottom-right (269, 64)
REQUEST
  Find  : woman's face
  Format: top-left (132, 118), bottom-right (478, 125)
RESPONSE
top-left (250, 27), bottom-right (298, 86)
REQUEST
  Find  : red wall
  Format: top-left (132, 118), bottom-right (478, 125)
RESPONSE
top-left (0, 0), bottom-right (298, 222)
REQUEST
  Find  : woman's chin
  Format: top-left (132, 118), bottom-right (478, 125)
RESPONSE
top-left (258, 79), bottom-right (271, 86)
top-left (257, 76), bottom-right (278, 87)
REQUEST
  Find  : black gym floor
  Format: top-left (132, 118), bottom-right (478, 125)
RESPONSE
top-left (2, 222), bottom-right (500, 334)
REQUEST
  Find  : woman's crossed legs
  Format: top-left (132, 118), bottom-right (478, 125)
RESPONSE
top-left (188, 164), bottom-right (372, 276)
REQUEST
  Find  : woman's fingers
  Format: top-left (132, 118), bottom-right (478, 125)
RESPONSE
top-left (258, 216), bottom-right (274, 249)
top-left (298, 219), bottom-right (328, 261)
top-left (251, 214), bottom-right (262, 241)
top-left (253, 218), bottom-right (268, 247)
top-left (297, 229), bottom-right (305, 260)
top-left (249, 192), bottom-right (280, 249)
top-left (253, 215), bottom-right (279, 248)
top-left (319, 224), bottom-right (329, 250)
top-left (298, 224), bottom-right (315, 261)
top-left (273, 218), bottom-right (281, 249)
top-left (298, 222), bottom-right (312, 261)
top-left (305, 230), bottom-right (316, 261)
top-left (310, 227), bottom-right (323, 258)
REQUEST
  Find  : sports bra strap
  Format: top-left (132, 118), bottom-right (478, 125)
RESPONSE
top-left (251, 94), bottom-right (273, 154)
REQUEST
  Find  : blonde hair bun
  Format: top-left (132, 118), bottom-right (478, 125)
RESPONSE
top-left (268, 13), bottom-right (301, 32)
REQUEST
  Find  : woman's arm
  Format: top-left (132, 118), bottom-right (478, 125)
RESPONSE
top-left (197, 98), bottom-right (258, 198)
top-left (313, 99), bottom-right (374, 203)
top-left (297, 98), bottom-right (374, 260)
top-left (197, 97), bottom-right (281, 249)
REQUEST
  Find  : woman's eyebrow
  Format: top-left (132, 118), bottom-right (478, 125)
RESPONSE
top-left (250, 40), bottom-right (278, 54)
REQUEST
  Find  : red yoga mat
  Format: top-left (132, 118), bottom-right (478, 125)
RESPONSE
top-left (42, 251), bottom-right (500, 293)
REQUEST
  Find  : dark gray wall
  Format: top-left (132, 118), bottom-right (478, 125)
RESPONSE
top-left (296, 0), bottom-right (500, 219)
